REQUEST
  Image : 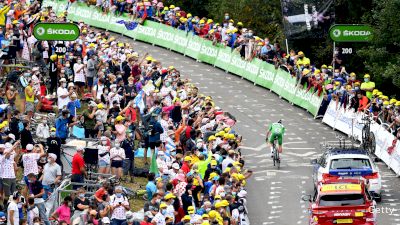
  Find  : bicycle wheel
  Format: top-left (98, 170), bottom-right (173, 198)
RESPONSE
top-left (362, 127), bottom-right (368, 150)
top-left (275, 149), bottom-right (280, 169)
top-left (368, 132), bottom-right (376, 155)
top-left (272, 143), bottom-right (276, 166)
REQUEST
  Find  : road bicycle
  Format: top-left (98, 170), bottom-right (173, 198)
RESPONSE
top-left (272, 137), bottom-right (280, 169)
top-left (361, 114), bottom-right (376, 155)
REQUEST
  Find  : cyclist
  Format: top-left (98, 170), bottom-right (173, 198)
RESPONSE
top-left (266, 120), bottom-right (286, 158)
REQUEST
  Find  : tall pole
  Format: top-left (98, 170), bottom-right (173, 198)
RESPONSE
top-left (285, 39), bottom-right (289, 55)
top-left (332, 41), bottom-right (336, 69)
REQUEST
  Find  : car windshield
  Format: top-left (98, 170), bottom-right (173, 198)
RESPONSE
top-left (330, 158), bottom-right (372, 170)
top-left (319, 194), bottom-right (365, 206)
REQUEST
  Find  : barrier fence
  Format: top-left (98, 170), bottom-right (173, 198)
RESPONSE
top-left (322, 101), bottom-right (400, 176)
top-left (42, 0), bottom-right (324, 116)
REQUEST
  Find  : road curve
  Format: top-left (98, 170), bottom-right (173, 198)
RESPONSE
top-left (112, 32), bottom-right (400, 225)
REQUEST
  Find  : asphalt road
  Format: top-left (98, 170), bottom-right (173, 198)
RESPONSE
top-left (113, 32), bottom-right (400, 225)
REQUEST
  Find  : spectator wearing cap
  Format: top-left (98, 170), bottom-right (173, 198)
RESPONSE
top-left (151, 202), bottom-right (167, 225)
top-left (57, 78), bottom-right (70, 111)
top-left (164, 193), bottom-right (177, 222)
top-left (204, 159), bottom-right (221, 181)
top-left (22, 143), bottom-right (45, 185)
top-left (71, 146), bottom-right (86, 189)
top-left (7, 191), bottom-right (20, 225)
top-left (101, 217), bottom-right (111, 225)
top-left (55, 109), bottom-right (78, 143)
top-left (113, 115), bottom-right (127, 142)
top-left (360, 74), bottom-right (375, 99)
top-left (41, 153), bottom-right (62, 200)
top-left (140, 211), bottom-right (153, 225)
top-left (46, 128), bottom-right (62, 166)
top-left (110, 186), bottom-right (129, 225)
top-left (26, 173), bottom-right (50, 225)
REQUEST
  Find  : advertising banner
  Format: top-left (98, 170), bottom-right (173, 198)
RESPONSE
top-left (185, 35), bottom-right (203, 59)
top-left (198, 40), bottom-right (218, 65)
top-left (134, 21), bottom-right (159, 44)
top-left (214, 46), bottom-right (233, 72)
top-left (171, 30), bottom-right (190, 54)
top-left (243, 59), bottom-right (262, 83)
top-left (255, 62), bottom-right (277, 89)
top-left (228, 52), bottom-right (247, 79)
top-left (155, 24), bottom-right (176, 49)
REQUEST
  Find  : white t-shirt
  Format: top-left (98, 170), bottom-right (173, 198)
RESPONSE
top-left (110, 195), bottom-right (129, 220)
top-left (93, 84), bottom-right (104, 100)
top-left (73, 63), bottom-right (86, 82)
top-left (152, 212), bottom-right (166, 225)
top-left (7, 201), bottom-right (19, 225)
top-left (57, 87), bottom-right (70, 109)
top-left (22, 153), bottom-right (40, 176)
top-left (98, 145), bottom-right (110, 164)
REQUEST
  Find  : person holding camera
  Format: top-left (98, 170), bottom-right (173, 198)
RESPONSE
top-left (110, 186), bottom-right (129, 225)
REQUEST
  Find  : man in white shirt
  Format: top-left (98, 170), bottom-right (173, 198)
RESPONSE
top-left (36, 119), bottom-right (50, 140)
top-left (222, 150), bottom-right (236, 172)
top-left (1, 141), bottom-right (19, 202)
top-left (42, 153), bottom-right (62, 200)
top-left (7, 191), bottom-right (20, 225)
top-left (152, 203), bottom-right (167, 225)
top-left (57, 78), bottom-right (70, 110)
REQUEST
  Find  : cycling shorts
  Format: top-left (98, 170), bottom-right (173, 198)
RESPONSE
top-left (269, 133), bottom-right (283, 145)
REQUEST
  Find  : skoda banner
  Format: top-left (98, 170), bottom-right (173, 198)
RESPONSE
top-left (329, 24), bottom-right (373, 42)
top-left (33, 23), bottom-right (80, 41)
top-left (41, 0), bottom-right (324, 117)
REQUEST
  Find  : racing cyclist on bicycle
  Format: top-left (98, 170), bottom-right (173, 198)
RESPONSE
top-left (266, 120), bottom-right (286, 158)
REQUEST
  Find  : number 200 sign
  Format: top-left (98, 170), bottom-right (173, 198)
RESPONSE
top-left (55, 43), bottom-right (67, 56)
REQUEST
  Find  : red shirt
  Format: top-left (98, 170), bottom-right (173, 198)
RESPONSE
top-left (95, 187), bottom-right (107, 200)
top-left (71, 153), bottom-right (85, 175)
top-left (125, 107), bottom-right (137, 123)
top-left (181, 162), bottom-right (190, 174)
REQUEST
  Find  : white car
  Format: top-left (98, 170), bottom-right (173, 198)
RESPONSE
top-left (311, 149), bottom-right (382, 202)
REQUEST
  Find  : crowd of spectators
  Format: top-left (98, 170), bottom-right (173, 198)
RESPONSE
top-left (0, 1), bottom-right (253, 225)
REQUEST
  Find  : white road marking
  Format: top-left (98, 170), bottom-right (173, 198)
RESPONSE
top-left (286, 151), bottom-right (317, 157)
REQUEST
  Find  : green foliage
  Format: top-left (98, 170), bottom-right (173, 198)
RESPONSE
top-left (356, 0), bottom-right (400, 96)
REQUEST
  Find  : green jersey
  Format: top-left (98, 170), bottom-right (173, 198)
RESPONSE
top-left (269, 123), bottom-right (285, 135)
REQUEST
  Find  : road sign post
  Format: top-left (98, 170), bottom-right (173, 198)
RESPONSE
top-left (33, 23), bottom-right (80, 41)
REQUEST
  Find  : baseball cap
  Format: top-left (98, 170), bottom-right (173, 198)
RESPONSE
top-left (26, 144), bottom-right (34, 151)
top-left (164, 193), bottom-right (176, 200)
top-left (101, 217), bottom-right (110, 224)
top-left (172, 163), bottom-right (180, 170)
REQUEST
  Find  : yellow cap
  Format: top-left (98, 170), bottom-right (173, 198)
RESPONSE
top-left (377, 91), bottom-right (383, 96)
top-left (199, 19), bottom-right (205, 24)
top-left (164, 193), bottom-right (176, 200)
top-left (395, 101), bottom-right (400, 106)
top-left (383, 101), bottom-right (390, 106)
top-left (215, 131), bottom-right (225, 137)
top-left (209, 210), bottom-right (218, 218)
top-left (372, 89), bottom-right (379, 95)
top-left (364, 74), bottom-right (370, 78)
top-left (163, 6), bottom-right (169, 10)
top-left (228, 134), bottom-right (235, 140)
top-left (50, 55), bottom-right (57, 61)
top-left (237, 22), bottom-right (243, 26)
top-left (229, 19), bottom-right (234, 23)
top-left (298, 51), bottom-right (304, 56)
top-left (97, 103), bottom-right (104, 109)
top-left (50, 127), bottom-right (56, 132)
top-left (168, 65), bottom-right (175, 70)
top-left (224, 127), bottom-right (231, 133)
top-left (207, 19), bottom-right (213, 24)
top-left (188, 206), bottom-right (195, 212)
top-left (382, 95), bottom-right (389, 100)
top-left (211, 160), bottom-right (218, 166)
top-left (220, 200), bottom-right (229, 207)
top-left (117, 43), bottom-right (124, 47)
top-left (214, 195), bottom-right (221, 200)
top-left (187, 13), bottom-right (192, 18)
top-left (390, 99), bottom-right (397, 105)
top-left (223, 133), bottom-right (230, 139)
top-left (335, 81), bottom-right (341, 86)
top-left (321, 64), bottom-right (327, 69)
top-left (328, 66), bottom-right (333, 69)
top-left (182, 215), bottom-right (191, 221)
top-left (115, 115), bottom-right (125, 122)
top-left (215, 202), bottom-right (224, 208)
top-left (169, 5), bottom-right (175, 9)
top-left (184, 156), bottom-right (192, 162)
top-left (302, 69), bottom-right (310, 75)
top-left (202, 214), bottom-right (209, 219)
top-left (145, 56), bottom-right (153, 61)
top-left (160, 203), bottom-right (168, 208)
top-left (209, 172), bottom-right (218, 180)
top-left (208, 135), bottom-right (216, 141)
top-left (350, 72), bottom-right (356, 77)
top-left (314, 69), bottom-right (321, 74)
top-left (354, 82), bottom-right (360, 86)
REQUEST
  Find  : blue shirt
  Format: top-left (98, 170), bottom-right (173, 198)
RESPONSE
top-left (146, 181), bottom-right (157, 201)
top-left (66, 100), bottom-right (81, 117)
top-left (55, 117), bottom-right (69, 139)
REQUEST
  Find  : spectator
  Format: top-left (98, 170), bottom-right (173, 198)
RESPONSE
top-left (41, 153), bottom-right (62, 200)
top-left (26, 173), bottom-right (50, 225)
top-left (360, 74), bottom-right (375, 99)
top-left (110, 139), bottom-right (125, 180)
top-left (51, 196), bottom-right (72, 224)
top-left (71, 146), bottom-right (86, 189)
top-left (146, 173), bottom-right (157, 202)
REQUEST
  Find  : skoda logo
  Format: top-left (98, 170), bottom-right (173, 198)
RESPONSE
top-left (333, 29), bottom-right (341, 37)
top-left (36, 27), bottom-right (45, 36)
